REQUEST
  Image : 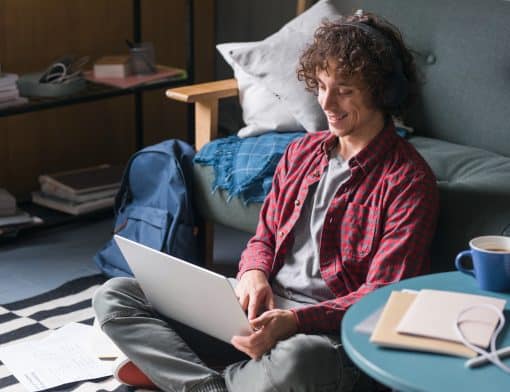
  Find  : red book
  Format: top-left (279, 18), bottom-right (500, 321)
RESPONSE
top-left (84, 65), bottom-right (185, 89)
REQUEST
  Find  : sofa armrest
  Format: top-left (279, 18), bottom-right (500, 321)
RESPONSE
top-left (166, 79), bottom-right (239, 150)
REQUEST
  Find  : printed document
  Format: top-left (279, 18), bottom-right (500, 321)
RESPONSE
top-left (0, 323), bottom-right (112, 392)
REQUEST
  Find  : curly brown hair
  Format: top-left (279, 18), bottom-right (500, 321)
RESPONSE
top-left (297, 11), bottom-right (419, 116)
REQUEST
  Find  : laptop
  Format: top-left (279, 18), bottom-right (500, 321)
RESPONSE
top-left (114, 235), bottom-right (252, 344)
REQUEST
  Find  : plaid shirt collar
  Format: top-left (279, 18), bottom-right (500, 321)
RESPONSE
top-left (321, 120), bottom-right (398, 175)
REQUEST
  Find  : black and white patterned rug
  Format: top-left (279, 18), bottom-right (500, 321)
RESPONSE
top-left (0, 275), bottom-right (137, 392)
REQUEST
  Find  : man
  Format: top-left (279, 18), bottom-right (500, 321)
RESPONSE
top-left (94, 10), bottom-right (438, 392)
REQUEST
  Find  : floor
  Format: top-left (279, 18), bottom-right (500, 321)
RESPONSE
top-left (0, 216), bottom-right (251, 303)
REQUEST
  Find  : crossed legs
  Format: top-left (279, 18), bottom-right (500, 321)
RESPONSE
top-left (93, 277), bottom-right (360, 392)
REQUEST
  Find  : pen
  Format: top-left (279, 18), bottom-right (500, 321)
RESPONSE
top-left (465, 346), bottom-right (510, 368)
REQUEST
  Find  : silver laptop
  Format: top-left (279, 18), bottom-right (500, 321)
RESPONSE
top-left (114, 235), bottom-right (252, 344)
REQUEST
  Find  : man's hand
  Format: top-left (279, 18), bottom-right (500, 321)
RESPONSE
top-left (235, 270), bottom-right (275, 320)
top-left (231, 309), bottom-right (298, 360)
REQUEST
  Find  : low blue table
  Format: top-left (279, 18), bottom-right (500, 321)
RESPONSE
top-left (341, 272), bottom-right (510, 391)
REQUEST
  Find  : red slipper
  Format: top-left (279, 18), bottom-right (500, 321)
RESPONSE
top-left (113, 356), bottom-right (158, 389)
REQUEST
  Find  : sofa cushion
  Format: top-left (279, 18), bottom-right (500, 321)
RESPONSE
top-left (193, 165), bottom-right (261, 234)
top-left (410, 136), bottom-right (510, 192)
top-left (229, 0), bottom-right (341, 133)
top-left (410, 136), bottom-right (510, 272)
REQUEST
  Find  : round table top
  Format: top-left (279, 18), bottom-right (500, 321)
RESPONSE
top-left (341, 272), bottom-right (510, 392)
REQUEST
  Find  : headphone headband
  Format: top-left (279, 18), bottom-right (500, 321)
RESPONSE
top-left (341, 22), bottom-right (394, 52)
top-left (340, 20), bottom-right (409, 109)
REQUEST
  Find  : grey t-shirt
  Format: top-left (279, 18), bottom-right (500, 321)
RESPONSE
top-left (272, 151), bottom-right (351, 305)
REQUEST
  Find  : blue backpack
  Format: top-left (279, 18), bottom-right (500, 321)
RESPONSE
top-left (94, 139), bottom-right (201, 277)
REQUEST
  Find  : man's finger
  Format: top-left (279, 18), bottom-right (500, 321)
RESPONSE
top-left (238, 292), bottom-right (249, 311)
top-left (232, 334), bottom-right (267, 360)
top-left (266, 294), bottom-right (275, 310)
top-left (248, 293), bottom-right (261, 320)
top-left (231, 335), bottom-right (260, 359)
top-left (231, 337), bottom-right (250, 357)
top-left (232, 335), bottom-right (250, 349)
top-left (250, 311), bottom-right (272, 330)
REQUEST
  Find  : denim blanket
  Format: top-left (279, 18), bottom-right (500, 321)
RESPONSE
top-left (194, 131), bottom-right (305, 204)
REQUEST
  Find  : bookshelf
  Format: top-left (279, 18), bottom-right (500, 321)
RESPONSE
top-left (0, 73), bottom-right (189, 151)
top-left (0, 0), bottom-right (195, 151)
top-left (0, 0), bottom-right (198, 238)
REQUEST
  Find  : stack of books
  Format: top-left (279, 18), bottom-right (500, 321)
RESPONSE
top-left (0, 73), bottom-right (28, 109)
top-left (0, 189), bottom-right (42, 237)
top-left (31, 164), bottom-right (124, 215)
top-left (362, 289), bottom-right (506, 359)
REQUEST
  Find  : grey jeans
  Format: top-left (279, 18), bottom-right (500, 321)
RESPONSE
top-left (93, 277), bottom-right (367, 392)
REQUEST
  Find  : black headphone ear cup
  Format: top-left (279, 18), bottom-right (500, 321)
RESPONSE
top-left (382, 63), bottom-right (409, 108)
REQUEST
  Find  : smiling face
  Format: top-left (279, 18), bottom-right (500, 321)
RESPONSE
top-left (317, 61), bottom-right (385, 142)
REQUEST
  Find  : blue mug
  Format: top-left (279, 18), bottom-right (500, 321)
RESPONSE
top-left (455, 235), bottom-right (510, 292)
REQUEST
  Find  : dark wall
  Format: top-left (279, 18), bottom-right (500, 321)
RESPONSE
top-left (215, 0), bottom-right (296, 79)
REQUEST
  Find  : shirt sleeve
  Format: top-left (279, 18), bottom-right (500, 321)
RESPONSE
top-left (236, 140), bottom-right (296, 279)
top-left (293, 171), bottom-right (440, 333)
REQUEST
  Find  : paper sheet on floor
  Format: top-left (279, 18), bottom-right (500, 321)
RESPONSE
top-left (0, 322), bottom-right (112, 392)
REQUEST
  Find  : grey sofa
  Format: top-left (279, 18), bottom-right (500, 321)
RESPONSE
top-left (168, 0), bottom-right (510, 273)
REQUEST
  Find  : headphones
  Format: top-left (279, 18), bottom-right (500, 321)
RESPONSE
top-left (38, 55), bottom-right (89, 84)
top-left (341, 20), bottom-right (409, 109)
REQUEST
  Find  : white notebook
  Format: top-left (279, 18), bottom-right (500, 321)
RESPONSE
top-left (396, 289), bottom-right (506, 348)
top-left (370, 291), bottom-right (477, 358)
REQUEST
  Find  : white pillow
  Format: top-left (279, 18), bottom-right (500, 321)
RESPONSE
top-left (229, 0), bottom-right (342, 133)
top-left (217, 42), bottom-right (304, 138)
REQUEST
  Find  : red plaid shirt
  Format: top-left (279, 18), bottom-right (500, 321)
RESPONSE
top-left (238, 123), bottom-right (439, 334)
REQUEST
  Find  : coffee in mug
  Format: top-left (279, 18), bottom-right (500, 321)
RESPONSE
top-left (455, 235), bottom-right (510, 292)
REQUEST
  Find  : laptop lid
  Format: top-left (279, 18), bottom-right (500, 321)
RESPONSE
top-left (114, 235), bottom-right (252, 344)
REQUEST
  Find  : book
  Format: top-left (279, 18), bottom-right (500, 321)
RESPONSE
top-left (0, 85), bottom-right (18, 93)
top-left (31, 191), bottom-right (114, 215)
top-left (370, 291), bottom-right (477, 358)
top-left (93, 55), bottom-right (132, 78)
top-left (0, 97), bottom-right (28, 110)
top-left (0, 188), bottom-right (17, 216)
top-left (38, 164), bottom-right (123, 196)
top-left (84, 65), bottom-right (185, 89)
top-left (396, 289), bottom-right (506, 348)
top-left (0, 73), bottom-right (18, 89)
top-left (0, 209), bottom-right (34, 227)
top-left (0, 216), bottom-right (43, 237)
top-left (40, 182), bottom-right (118, 203)
top-left (0, 88), bottom-right (19, 102)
